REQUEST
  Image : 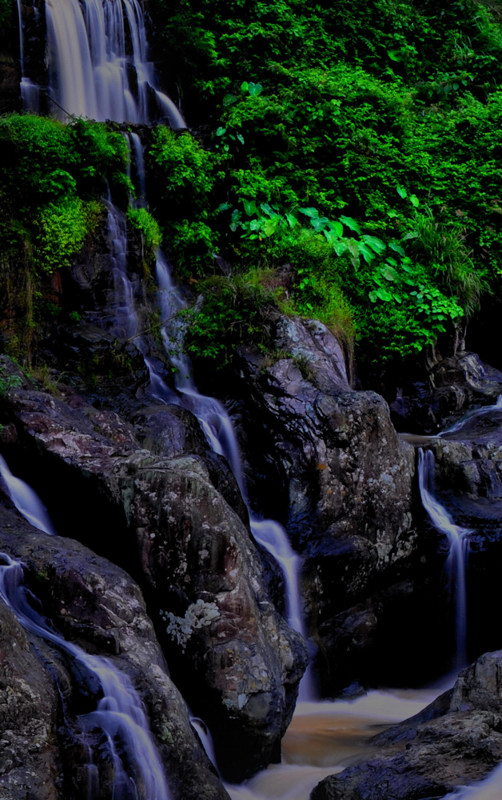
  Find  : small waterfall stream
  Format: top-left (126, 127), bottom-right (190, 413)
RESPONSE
top-left (154, 253), bottom-right (313, 685)
top-left (16, 0), bottom-right (40, 110)
top-left (0, 552), bottom-right (172, 800)
top-left (418, 448), bottom-right (471, 669)
top-left (0, 454), bottom-right (56, 535)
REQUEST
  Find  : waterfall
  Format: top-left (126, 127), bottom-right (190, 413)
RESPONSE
top-left (20, 0), bottom-right (185, 128)
top-left (418, 448), bottom-right (471, 669)
top-left (0, 552), bottom-right (171, 800)
top-left (107, 200), bottom-right (140, 342)
top-left (16, 0), bottom-right (40, 110)
top-left (154, 253), bottom-right (315, 699)
top-left (0, 454), bottom-right (56, 535)
top-left (109, 132), bottom-right (314, 691)
top-left (439, 395), bottom-right (502, 438)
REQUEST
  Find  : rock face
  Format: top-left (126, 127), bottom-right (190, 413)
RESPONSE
top-left (0, 583), bottom-right (61, 800)
top-left (418, 399), bottom-right (502, 661)
top-left (0, 359), bottom-right (306, 782)
top-left (209, 316), bottom-right (433, 693)
top-left (0, 504), bottom-right (228, 800)
top-left (389, 350), bottom-right (502, 434)
top-left (312, 649), bottom-right (502, 800)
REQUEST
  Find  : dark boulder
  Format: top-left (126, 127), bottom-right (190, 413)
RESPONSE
top-left (0, 503), bottom-right (229, 800)
top-left (312, 650), bottom-right (502, 800)
top-left (0, 364), bottom-right (307, 781)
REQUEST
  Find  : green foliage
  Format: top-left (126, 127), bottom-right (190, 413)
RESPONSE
top-left (147, 127), bottom-right (216, 217)
top-left (127, 207), bottom-right (162, 251)
top-left (5, 0), bottom-right (502, 371)
top-left (0, 368), bottom-right (22, 397)
top-left (0, 115), bottom-right (129, 280)
top-left (34, 198), bottom-right (90, 274)
top-left (146, 126), bottom-right (219, 274)
top-left (183, 272), bottom-right (276, 365)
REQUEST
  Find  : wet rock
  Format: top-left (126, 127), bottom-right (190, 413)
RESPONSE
top-left (0, 371), bottom-right (307, 781)
top-left (0, 504), bottom-right (229, 800)
top-left (389, 351), bottom-right (502, 434)
top-left (0, 586), bottom-right (61, 800)
top-left (216, 317), bottom-right (419, 693)
top-left (311, 650), bottom-right (502, 800)
top-left (120, 450), bottom-right (307, 780)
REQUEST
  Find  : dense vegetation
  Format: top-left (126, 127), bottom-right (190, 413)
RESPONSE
top-left (2, 0), bottom-right (502, 375)
top-left (147, 0), bottom-right (502, 370)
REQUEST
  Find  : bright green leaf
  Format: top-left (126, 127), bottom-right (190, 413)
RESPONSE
top-left (340, 215), bottom-right (361, 234)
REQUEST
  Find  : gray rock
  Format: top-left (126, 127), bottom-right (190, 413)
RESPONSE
top-left (224, 317), bottom-right (419, 692)
top-left (0, 372), bottom-right (307, 781)
top-left (312, 650), bottom-right (502, 800)
top-left (0, 503), bottom-right (229, 800)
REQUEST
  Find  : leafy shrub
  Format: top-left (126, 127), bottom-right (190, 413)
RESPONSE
top-left (127, 207), bottom-right (162, 251)
top-left (34, 198), bottom-right (89, 273)
top-left (183, 272), bottom-right (276, 365)
top-left (147, 127), bottom-right (216, 218)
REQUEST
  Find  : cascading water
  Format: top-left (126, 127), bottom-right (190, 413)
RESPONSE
top-left (225, 689), bottom-right (439, 800)
top-left (0, 454), bottom-right (55, 535)
top-left (418, 447), bottom-right (471, 669)
top-left (20, 0), bottom-right (185, 127)
top-left (16, 0), bottom-right (40, 110)
top-left (154, 254), bottom-right (313, 691)
top-left (0, 552), bottom-right (171, 800)
top-left (438, 395), bottom-right (502, 438)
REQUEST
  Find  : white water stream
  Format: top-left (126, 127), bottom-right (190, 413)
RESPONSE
top-left (418, 448), bottom-right (471, 670)
top-left (225, 690), bottom-right (439, 800)
top-left (0, 454), bottom-right (56, 535)
top-left (445, 764), bottom-right (502, 800)
top-left (154, 252), bottom-right (314, 697)
top-left (0, 552), bottom-right (171, 799)
top-left (438, 395), bottom-right (502, 438)
top-left (18, 0), bottom-right (184, 127)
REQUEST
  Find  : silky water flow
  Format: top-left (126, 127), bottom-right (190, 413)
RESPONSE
top-left (11, 1), bottom-right (500, 796)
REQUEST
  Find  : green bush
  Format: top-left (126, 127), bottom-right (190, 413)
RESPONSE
top-left (127, 207), bottom-right (162, 251)
top-left (183, 272), bottom-right (277, 365)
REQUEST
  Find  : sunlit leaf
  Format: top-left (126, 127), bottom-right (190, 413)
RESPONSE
top-left (340, 215), bottom-right (361, 233)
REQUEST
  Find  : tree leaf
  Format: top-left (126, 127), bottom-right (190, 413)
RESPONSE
top-left (358, 242), bottom-right (376, 264)
top-left (243, 199), bottom-right (257, 216)
top-left (382, 264), bottom-right (399, 282)
top-left (299, 206), bottom-right (319, 219)
top-left (311, 216), bottom-right (329, 232)
top-left (332, 239), bottom-right (348, 257)
top-left (388, 241), bottom-right (405, 256)
top-left (340, 215), bottom-right (361, 233)
top-left (361, 234), bottom-right (386, 255)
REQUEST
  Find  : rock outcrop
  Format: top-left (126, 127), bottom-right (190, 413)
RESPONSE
top-left (312, 649), bottom-right (502, 800)
top-left (0, 358), bottom-right (306, 782)
top-left (208, 317), bottom-right (435, 693)
top-left (389, 350), bottom-right (502, 434)
top-left (0, 503), bottom-right (228, 800)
